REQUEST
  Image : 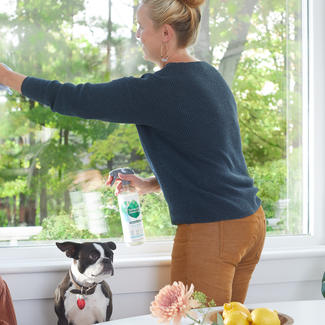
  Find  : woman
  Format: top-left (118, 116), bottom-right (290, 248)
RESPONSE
top-left (0, 0), bottom-right (265, 305)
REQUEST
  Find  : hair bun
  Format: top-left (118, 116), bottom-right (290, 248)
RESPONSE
top-left (180, 0), bottom-right (205, 8)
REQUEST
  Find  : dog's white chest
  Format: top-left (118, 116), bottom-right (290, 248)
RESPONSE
top-left (64, 285), bottom-right (109, 325)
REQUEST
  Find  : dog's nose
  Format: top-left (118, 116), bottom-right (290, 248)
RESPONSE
top-left (102, 258), bottom-right (114, 275)
top-left (103, 258), bottom-right (111, 264)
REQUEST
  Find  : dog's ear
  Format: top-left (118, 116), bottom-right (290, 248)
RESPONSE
top-left (104, 241), bottom-right (116, 251)
top-left (56, 242), bottom-right (81, 259)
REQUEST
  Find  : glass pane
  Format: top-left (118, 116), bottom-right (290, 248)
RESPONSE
top-left (0, 0), bottom-right (307, 245)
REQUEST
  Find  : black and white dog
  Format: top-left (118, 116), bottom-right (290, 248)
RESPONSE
top-left (54, 241), bottom-right (116, 325)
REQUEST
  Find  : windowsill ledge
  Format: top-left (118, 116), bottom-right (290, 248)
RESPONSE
top-left (1, 244), bottom-right (325, 274)
top-left (261, 245), bottom-right (325, 260)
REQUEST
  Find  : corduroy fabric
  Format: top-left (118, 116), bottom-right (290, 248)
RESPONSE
top-left (0, 277), bottom-right (17, 325)
top-left (21, 61), bottom-right (261, 225)
top-left (170, 205), bottom-right (266, 305)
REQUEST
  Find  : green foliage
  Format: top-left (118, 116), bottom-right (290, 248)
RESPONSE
top-left (248, 159), bottom-right (286, 219)
top-left (89, 124), bottom-right (148, 171)
top-left (101, 187), bottom-right (123, 238)
top-left (0, 210), bottom-right (9, 227)
top-left (141, 193), bottom-right (176, 237)
top-left (192, 291), bottom-right (217, 308)
top-left (33, 214), bottom-right (95, 240)
top-left (0, 179), bottom-right (27, 197)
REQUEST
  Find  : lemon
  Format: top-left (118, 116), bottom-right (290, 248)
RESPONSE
top-left (251, 307), bottom-right (281, 325)
top-left (223, 310), bottom-right (251, 325)
top-left (223, 302), bottom-right (251, 320)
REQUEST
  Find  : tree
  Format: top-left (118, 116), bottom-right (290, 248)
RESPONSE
top-left (218, 0), bottom-right (259, 87)
top-left (194, 0), bottom-right (212, 63)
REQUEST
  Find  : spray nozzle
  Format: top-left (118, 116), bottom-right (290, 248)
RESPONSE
top-left (109, 167), bottom-right (135, 186)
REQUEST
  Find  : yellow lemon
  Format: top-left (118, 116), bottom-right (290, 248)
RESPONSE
top-left (223, 310), bottom-right (251, 325)
top-left (251, 307), bottom-right (281, 325)
top-left (223, 302), bottom-right (251, 320)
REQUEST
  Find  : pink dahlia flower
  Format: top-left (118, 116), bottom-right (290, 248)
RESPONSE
top-left (150, 281), bottom-right (200, 324)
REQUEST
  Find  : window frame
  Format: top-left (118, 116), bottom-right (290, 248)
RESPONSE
top-left (263, 0), bottom-right (325, 249)
top-left (0, 0), bottom-right (324, 265)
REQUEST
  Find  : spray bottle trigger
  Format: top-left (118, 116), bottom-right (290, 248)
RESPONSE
top-left (109, 167), bottom-right (135, 186)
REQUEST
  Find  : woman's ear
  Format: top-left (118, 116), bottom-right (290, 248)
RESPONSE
top-left (161, 24), bottom-right (174, 42)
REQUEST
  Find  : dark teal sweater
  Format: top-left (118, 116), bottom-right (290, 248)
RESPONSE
top-left (22, 61), bottom-right (261, 224)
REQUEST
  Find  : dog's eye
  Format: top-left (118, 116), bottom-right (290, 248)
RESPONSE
top-left (89, 251), bottom-right (100, 261)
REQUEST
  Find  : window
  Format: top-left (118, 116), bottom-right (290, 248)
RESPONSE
top-left (0, 0), bottom-right (311, 246)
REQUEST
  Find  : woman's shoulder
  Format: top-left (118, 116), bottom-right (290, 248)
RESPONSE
top-left (158, 61), bottom-right (222, 79)
top-left (127, 61), bottom-right (223, 90)
top-left (137, 61), bottom-right (216, 80)
top-left (161, 60), bottom-right (212, 71)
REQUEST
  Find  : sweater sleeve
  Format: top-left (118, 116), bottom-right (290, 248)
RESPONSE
top-left (21, 76), bottom-right (154, 125)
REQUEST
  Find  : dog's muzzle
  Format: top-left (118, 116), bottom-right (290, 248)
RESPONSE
top-left (102, 258), bottom-right (114, 276)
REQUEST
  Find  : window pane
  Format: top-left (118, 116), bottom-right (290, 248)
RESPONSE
top-left (0, 0), bottom-right (306, 245)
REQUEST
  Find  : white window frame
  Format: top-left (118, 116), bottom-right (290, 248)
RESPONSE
top-left (306, 0), bottom-right (325, 246)
top-left (263, 0), bottom-right (325, 250)
top-left (0, 0), bottom-right (324, 269)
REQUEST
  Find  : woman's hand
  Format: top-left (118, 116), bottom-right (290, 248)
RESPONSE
top-left (0, 63), bottom-right (26, 93)
top-left (106, 173), bottom-right (160, 196)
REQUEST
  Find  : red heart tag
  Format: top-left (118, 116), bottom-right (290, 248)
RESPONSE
top-left (77, 297), bottom-right (86, 310)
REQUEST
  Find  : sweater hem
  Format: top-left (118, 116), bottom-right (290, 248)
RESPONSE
top-left (170, 203), bottom-right (262, 225)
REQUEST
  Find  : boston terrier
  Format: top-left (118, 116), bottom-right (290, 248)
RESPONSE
top-left (54, 241), bottom-right (116, 325)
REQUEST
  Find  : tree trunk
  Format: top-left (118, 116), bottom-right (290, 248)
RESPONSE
top-left (131, 0), bottom-right (140, 45)
top-left (194, 0), bottom-right (211, 63)
top-left (106, 0), bottom-right (112, 73)
top-left (19, 193), bottom-right (26, 224)
top-left (107, 160), bottom-right (113, 171)
top-left (64, 129), bottom-right (71, 212)
top-left (2, 198), bottom-right (11, 225)
top-left (12, 196), bottom-right (17, 226)
top-left (26, 99), bottom-right (37, 226)
top-left (40, 181), bottom-right (48, 222)
top-left (218, 0), bottom-right (258, 87)
top-left (26, 196), bottom-right (36, 226)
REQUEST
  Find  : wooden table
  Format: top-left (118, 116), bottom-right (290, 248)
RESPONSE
top-left (100, 300), bottom-right (325, 324)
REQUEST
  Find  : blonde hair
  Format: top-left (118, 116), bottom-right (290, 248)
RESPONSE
top-left (141, 0), bottom-right (205, 48)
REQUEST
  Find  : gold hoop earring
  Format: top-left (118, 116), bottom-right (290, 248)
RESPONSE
top-left (160, 42), bottom-right (169, 63)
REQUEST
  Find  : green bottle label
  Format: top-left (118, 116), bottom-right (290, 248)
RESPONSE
top-left (121, 200), bottom-right (140, 220)
top-left (127, 200), bottom-right (140, 218)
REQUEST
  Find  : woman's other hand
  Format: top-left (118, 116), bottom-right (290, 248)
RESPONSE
top-left (0, 63), bottom-right (10, 85)
top-left (0, 63), bottom-right (26, 93)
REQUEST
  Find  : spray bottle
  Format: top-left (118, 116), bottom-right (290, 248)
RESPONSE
top-left (109, 167), bottom-right (145, 246)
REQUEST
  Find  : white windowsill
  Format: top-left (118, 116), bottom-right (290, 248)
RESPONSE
top-left (1, 242), bottom-right (325, 274)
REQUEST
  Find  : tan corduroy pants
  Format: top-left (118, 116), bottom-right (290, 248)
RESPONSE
top-left (170, 206), bottom-right (266, 306)
top-left (0, 276), bottom-right (17, 325)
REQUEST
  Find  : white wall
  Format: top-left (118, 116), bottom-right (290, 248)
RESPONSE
top-left (2, 246), bottom-right (325, 325)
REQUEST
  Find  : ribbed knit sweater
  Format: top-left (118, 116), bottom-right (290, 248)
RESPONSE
top-left (22, 61), bottom-right (261, 225)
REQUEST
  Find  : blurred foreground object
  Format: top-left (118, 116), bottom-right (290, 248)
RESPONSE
top-left (69, 170), bottom-right (108, 235)
top-left (0, 276), bottom-right (17, 325)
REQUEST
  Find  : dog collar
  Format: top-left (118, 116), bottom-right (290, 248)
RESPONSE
top-left (69, 270), bottom-right (102, 309)
top-left (69, 270), bottom-right (100, 294)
